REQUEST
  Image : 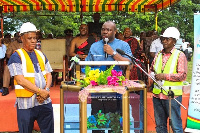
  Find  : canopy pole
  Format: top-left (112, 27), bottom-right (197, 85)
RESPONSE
top-left (155, 5), bottom-right (158, 31)
top-left (155, 12), bottom-right (158, 31)
top-left (1, 15), bottom-right (3, 35)
top-left (0, 6), bottom-right (3, 34)
top-left (80, 0), bottom-right (83, 23)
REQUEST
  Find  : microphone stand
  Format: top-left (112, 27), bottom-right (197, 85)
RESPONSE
top-left (168, 87), bottom-right (172, 133)
top-left (129, 56), bottom-right (186, 132)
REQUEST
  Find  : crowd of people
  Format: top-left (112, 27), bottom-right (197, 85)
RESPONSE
top-left (0, 12), bottom-right (189, 133)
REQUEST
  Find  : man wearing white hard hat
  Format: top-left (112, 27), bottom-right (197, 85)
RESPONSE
top-left (7, 22), bottom-right (54, 133)
top-left (148, 27), bottom-right (187, 133)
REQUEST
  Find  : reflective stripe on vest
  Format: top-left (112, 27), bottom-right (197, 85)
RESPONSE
top-left (14, 48), bottom-right (46, 97)
top-left (153, 49), bottom-right (183, 96)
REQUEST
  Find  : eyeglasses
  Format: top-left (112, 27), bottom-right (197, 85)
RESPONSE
top-left (160, 37), bottom-right (172, 42)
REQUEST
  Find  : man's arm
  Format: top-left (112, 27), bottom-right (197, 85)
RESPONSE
top-left (45, 72), bottom-right (52, 89)
top-left (104, 44), bottom-right (131, 62)
top-left (112, 52), bottom-right (131, 61)
top-left (69, 38), bottom-right (77, 57)
top-left (14, 75), bottom-right (49, 99)
top-left (37, 72), bottom-right (52, 103)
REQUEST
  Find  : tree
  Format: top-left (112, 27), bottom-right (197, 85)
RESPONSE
top-left (1, 0), bottom-right (200, 47)
top-left (157, 0), bottom-right (200, 47)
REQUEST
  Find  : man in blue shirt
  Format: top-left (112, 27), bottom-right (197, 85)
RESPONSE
top-left (86, 21), bottom-right (132, 133)
top-left (86, 21), bottom-right (132, 62)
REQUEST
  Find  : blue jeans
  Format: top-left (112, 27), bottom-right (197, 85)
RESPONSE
top-left (17, 102), bottom-right (54, 133)
top-left (153, 96), bottom-right (183, 133)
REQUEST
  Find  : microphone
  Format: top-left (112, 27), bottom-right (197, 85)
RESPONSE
top-left (116, 49), bottom-right (141, 63)
top-left (104, 38), bottom-right (109, 58)
top-left (69, 55), bottom-right (80, 71)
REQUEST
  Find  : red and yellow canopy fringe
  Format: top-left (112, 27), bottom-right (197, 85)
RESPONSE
top-left (0, 0), bottom-right (180, 13)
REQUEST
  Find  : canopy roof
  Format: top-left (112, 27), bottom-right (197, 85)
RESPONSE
top-left (0, 0), bottom-right (180, 13)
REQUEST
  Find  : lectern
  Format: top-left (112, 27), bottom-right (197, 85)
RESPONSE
top-left (60, 61), bottom-right (147, 133)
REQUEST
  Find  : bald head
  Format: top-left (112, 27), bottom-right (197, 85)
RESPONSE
top-left (103, 21), bottom-right (117, 31)
top-left (123, 27), bottom-right (132, 39)
top-left (101, 21), bottom-right (117, 42)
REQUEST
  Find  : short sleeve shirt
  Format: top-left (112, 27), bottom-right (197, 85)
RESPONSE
top-left (8, 49), bottom-right (53, 109)
top-left (150, 38), bottom-right (163, 53)
top-left (86, 38), bottom-right (132, 61)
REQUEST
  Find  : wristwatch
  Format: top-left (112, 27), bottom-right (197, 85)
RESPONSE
top-left (112, 51), bottom-right (117, 57)
top-left (46, 87), bottom-right (50, 91)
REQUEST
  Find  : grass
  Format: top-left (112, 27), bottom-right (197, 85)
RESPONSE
top-left (186, 57), bottom-right (193, 83)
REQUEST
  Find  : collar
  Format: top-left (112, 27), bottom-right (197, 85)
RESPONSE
top-left (161, 47), bottom-right (176, 54)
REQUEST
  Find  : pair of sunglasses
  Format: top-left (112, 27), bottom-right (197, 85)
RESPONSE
top-left (160, 37), bottom-right (172, 42)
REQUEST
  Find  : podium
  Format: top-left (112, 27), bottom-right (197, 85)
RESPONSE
top-left (60, 61), bottom-right (147, 133)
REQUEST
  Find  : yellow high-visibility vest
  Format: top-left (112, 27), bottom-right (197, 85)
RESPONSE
top-left (14, 48), bottom-right (47, 97)
top-left (153, 49), bottom-right (183, 96)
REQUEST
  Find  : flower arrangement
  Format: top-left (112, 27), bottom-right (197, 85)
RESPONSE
top-left (74, 65), bottom-right (128, 102)
top-left (87, 110), bottom-right (123, 132)
top-left (77, 65), bottom-right (127, 87)
top-left (75, 65), bottom-right (143, 102)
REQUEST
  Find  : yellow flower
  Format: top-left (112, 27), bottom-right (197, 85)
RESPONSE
top-left (88, 69), bottom-right (100, 82)
top-left (84, 77), bottom-right (90, 84)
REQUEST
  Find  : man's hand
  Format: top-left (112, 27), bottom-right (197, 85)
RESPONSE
top-left (155, 73), bottom-right (165, 80)
top-left (104, 44), bottom-right (114, 55)
top-left (38, 89), bottom-right (50, 100)
top-left (36, 95), bottom-right (45, 103)
top-left (79, 55), bottom-right (87, 60)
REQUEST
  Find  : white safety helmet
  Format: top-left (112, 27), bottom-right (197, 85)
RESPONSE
top-left (20, 22), bottom-right (37, 35)
top-left (161, 27), bottom-right (180, 40)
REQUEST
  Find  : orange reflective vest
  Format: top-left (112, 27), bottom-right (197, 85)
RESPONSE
top-left (14, 48), bottom-right (47, 97)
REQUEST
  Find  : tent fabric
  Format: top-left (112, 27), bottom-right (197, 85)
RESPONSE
top-left (0, 0), bottom-right (179, 13)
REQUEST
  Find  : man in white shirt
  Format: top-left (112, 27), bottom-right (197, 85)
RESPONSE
top-left (149, 37), bottom-right (163, 65)
top-left (182, 39), bottom-right (189, 60)
top-left (0, 32), bottom-right (6, 59)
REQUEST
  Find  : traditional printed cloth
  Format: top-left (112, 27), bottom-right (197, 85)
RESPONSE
top-left (75, 36), bottom-right (96, 55)
top-left (124, 37), bottom-right (147, 83)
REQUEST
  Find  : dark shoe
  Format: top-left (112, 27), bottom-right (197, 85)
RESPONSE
top-left (2, 87), bottom-right (9, 96)
top-left (0, 87), bottom-right (3, 93)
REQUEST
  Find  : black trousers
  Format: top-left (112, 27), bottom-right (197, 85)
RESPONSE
top-left (0, 59), bottom-right (4, 88)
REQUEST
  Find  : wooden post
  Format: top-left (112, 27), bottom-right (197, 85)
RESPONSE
top-left (80, 100), bottom-right (87, 133)
top-left (122, 90), bottom-right (130, 133)
top-left (1, 16), bottom-right (3, 35)
top-left (60, 88), bottom-right (64, 133)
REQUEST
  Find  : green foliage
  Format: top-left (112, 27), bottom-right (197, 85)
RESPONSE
top-left (109, 112), bottom-right (121, 133)
top-left (1, 0), bottom-right (199, 46)
top-left (186, 56), bottom-right (193, 83)
top-left (85, 65), bottom-right (91, 77)
top-left (87, 110), bottom-right (122, 132)
top-left (96, 65), bottom-right (114, 85)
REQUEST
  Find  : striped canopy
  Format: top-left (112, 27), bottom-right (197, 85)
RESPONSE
top-left (0, 0), bottom-right (180, 13)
